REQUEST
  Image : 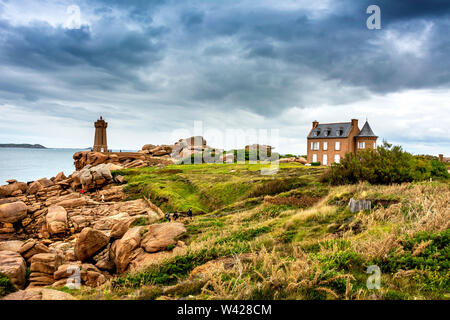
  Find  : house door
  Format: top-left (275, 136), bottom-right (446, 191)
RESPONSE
top-left (323, 154), bottom-right (327, 166)
top-left (312, 154), bottom-right (317, 163)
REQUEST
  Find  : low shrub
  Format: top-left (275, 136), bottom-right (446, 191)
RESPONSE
top-left (131, 217), bottom-right (150, 227)
top-left (373, 229), bottom-right (450, 273)
top-left (0, 273), bottom-right (16, 297)
top-left (321, 142), bottom-right (450, 185)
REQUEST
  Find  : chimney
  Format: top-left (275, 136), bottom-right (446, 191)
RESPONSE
top-left (439, 154), bottom-right (444, 162)
top-left (312, 120), bottom-right (319, 128)
top-left (351, 119), bottom-right (358, 128)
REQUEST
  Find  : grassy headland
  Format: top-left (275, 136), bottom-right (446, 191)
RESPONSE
top-left (62, 160), bottom-right (450, 300)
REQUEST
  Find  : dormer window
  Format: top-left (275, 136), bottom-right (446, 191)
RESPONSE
top-left (336, 128), bottom-right (344, 136)
top-left (324, 129), bottom-right (331, 137)
top-left (314, 130), bottom-right (320, 137)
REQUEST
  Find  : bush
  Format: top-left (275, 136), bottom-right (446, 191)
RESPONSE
top-left (310, 162), bottom-right (321, 166)
top-left (430, 159), bottom-right (450, 178)
top-left (321, 142), bottom-right (450, 185)
top-left (0, 273), bottom-right (16, 297)
top-left (373, 229), bottom-right (450, 273)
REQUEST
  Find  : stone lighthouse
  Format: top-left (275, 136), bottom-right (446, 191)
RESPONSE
top-left (93, 116), bottom-right (108, 152)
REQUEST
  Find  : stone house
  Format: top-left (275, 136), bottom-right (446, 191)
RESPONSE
top-left (306, 119), bottom-right (378, 165)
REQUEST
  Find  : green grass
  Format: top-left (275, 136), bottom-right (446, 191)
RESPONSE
top-left (215, 226), bottom-right (271, 244)
top-left (116, 163), bottom-right (319, 214)
top-left (95, 165), bottom-right (449, 301)
top-left (111, 244), bottom-right (252, 288)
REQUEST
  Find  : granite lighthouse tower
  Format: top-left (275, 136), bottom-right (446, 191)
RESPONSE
top-left (93, 116), bottom-right (108, 152)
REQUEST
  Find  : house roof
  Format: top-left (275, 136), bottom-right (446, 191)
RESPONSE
top-left (307, 122), bottom-right (352, 139)
top-left (357, 121), bottom-right (377, 137)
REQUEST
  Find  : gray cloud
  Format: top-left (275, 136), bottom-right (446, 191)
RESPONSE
top-left (0, 0), bottom-right (449, 154)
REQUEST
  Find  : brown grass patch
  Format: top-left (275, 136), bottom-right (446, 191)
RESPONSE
top-left (264, 195), bottom-right (321, 207)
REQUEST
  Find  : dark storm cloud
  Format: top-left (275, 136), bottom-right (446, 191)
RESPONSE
top-left (183, 2), bottom-right (450, 97)
top-left (0, 18), bottom-right (167, 82)
top-left (181, 10), bottom-right (204, 29)
top-left (0, 0), bottom-right (450, 120)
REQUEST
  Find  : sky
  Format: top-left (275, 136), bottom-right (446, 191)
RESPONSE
top-left (0, 0), bottom-right (449, 155)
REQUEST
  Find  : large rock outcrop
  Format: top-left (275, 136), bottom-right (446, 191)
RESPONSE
top-left (73, 151), bottom-right (173, 171)
top-left (110, 223), bottom-right (187, 273)
top-left (0, 240), bottom-right (24, 253)
top-left (110, 226), bottom-right (144, 273)
top-left (2, 288), bottom-right (75, 300)
top-left (27, 181), bottom-right (44, 195)
top-left (0, 180), bottom-right (27, 198)
top-left (74, 228), bottom-right (109, 261)
top-left (0, 251), bottom-right (27, 289)
top-left (53, 262), bottom-right (107, 288)
top-left (18, 240), bottom-right (51, 262)
top-left (141, 223), bottom-right (186, 253)
top-left (0, 201), bottom-right (28, 223)
top-left (171, 136), bottom-right (209, 160)
top-left (29, 253), bottom-right (63, 287)
top-left (141, 144), bottom-right (173, 157)
top-left (72, 164), bottom-right (114, 191)
top-left (46, 205), bottom-right (68, 235)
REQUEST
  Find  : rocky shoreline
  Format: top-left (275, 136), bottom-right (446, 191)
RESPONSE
top-left (0, 147), bottom-right (191, 300)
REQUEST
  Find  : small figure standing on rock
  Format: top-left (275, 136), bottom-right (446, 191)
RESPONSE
top-left (80, 189), bottom-right (85, 194)
top-left (173, 212), bottom-right (179, 221)
top-left (187, 207), bottom-right (193, 220)
top-left (165, 212), bottom-right (171, 222)
top-left (101, 194), bottom-right (105, 202)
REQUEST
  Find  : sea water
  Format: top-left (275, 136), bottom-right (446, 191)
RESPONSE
top-left (0, 148), bottom-right (84, 184)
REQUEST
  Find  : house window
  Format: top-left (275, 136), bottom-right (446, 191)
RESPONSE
top-left (373, 142), bottom-right (377, 149)
top-left (334, 154), bottom-right (340, 163)
top-left (312, 154), bottom-right (318, 163)
top-left (312, 142), bottom-right (319, 150)
top-left (335, 141), bottom-right (340, 151)
top-left (323, 142), bottom-right (328, 150)
top-left (323, 154), bottom-right (328, 166)
top-left (358, 142), bottom-right (365, 149)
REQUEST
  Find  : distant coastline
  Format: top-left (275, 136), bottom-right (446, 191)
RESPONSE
top-left (0, 143), bottom-right (47, 149)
